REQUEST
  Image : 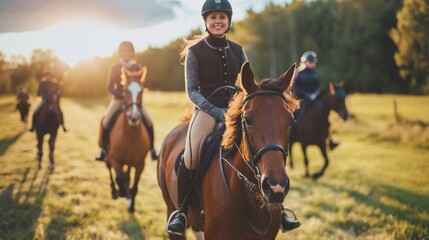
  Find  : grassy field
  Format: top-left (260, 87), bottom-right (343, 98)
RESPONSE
top-left (0, 92), bottom-right (428, 240)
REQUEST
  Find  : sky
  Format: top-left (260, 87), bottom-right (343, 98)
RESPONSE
top-left (0, 0), bottom-right (288, 66)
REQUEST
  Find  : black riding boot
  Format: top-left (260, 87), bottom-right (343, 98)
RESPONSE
top-left (280, 207), bottom-right (301, 233)
top-left (147, 125), bottom-right (158, 161)
top-left (95, 128), bottom-right (109, 161)
top-left (166, 162), bottom-right (194, 235)
top-left (29, 111), bottom-right (39, 132)
top-left (58, 111), bottom-right (67, 132)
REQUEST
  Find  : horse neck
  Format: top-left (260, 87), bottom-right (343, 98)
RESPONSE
top-left (229, 147), bottom-right (257, 184)
top-left (319, 92), bottom-right (335, 116)
top-left (224, 141), bottom-right (272, 220)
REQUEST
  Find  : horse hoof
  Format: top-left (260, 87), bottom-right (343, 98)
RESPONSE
top-left (48, 163), bottom-right (54, 170)
top-left (127, 199), bottom-right (135, 212)
top-left (112, 191), bottom-right (119, 199)
top-left (312, 173), bottom-right (322, 180)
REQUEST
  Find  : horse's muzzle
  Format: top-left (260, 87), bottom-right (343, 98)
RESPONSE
top-left (261, 176), bottom-right (290, 204)
top-left (128, 114), bottom-right (141, 126)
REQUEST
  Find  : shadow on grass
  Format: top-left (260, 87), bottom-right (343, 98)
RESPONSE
top-left (0, 102), bottom-right (14, 111)
top-left (299, 180), bottom-right (429, 238)
top-left (0, 131), bottom-right (24, 156)
top-left (0, 168), bottom-right (52, 239)
top-left (121, 214), bottom-right (146, 240)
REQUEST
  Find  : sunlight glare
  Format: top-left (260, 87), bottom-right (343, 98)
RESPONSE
top-left (39, 21), bottom-right (120, 67)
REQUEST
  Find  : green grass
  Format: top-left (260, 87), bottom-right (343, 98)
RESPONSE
top-left (0, 93), bottom-right (428, 240)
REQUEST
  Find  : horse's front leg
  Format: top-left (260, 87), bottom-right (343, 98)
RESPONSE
top-left (128, 164), bottom-right (143, 212)
top-left (107, 162), bottom-right (119, 199)
top-left (313, 144), bottom-right (329, 180)
top-left (48, 131), bottom-right (57, 170)
top-left (36, 132), bottom-right (43, 169)
top-left (289, 142), bottom-right (294, 169)
top-left (301, 144), bottom-right (310, 177)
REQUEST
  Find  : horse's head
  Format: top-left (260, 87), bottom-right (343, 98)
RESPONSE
top-left (121, 66), bottom-right (147, 127)
top-left (224, 62), bottom-right (298, 205)
top-left (328, 81), bottom-right (348, 121)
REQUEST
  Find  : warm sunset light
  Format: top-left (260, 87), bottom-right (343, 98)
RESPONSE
top-left (38, 21), bottom-right (120, 67)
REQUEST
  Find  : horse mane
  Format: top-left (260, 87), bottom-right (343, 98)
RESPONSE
top-left (222, 78), bottom-right (299, 150)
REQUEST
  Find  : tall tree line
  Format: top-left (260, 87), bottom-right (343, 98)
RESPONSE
top-left (1, 0), bottom-right (427, 95)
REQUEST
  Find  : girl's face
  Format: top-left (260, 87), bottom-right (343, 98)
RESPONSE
top-left (120, 46), bottom-right (134, 61)
top-left (305, 61), bottom-right (317, 69)
top-left (205, 12), bottom-right (229, 38)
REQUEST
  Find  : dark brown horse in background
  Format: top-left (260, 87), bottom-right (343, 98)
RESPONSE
top-left (103, 66), bottom-right (150, 212)
top-left (158, 62), bottom-right (298, 239)
top-left (34, 93), bottom-right (60, 170)
top-left (289, 82), bottom-right (348, 180)
top-left (16, 98), bottom-right (31, 123)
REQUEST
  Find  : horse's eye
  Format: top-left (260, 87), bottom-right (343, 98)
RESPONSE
top-left (244, 116), bottom-right (253, 127)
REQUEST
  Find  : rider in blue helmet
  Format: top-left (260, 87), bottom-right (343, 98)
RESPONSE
top-left (293, 50), bottom-right (340, 150)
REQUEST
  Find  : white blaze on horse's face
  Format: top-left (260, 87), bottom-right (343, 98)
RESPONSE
top-left (127, 81), bottom-right (142, 116)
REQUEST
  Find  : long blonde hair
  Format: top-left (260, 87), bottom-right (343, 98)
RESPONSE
top-left (179, 32), bottom-right (209, 64)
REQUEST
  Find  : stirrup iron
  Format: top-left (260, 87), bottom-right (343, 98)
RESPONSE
top-left (166, 209), bottom-right (188, 236)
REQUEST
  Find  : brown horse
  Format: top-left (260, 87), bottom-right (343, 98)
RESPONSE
top-left (158, 62), bottom-right (299, 239)
top-left (289, 82), bottom-right (348, 180)
top-left (104, 66), bottom-right (150, 212)
top-left (34, 94), bottom-right (60, 170)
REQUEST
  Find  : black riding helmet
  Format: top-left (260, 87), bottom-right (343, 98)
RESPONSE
top-left (201, 0), bottom-right (233, 32)
top-left (300, 51), bottom-right (318, 63)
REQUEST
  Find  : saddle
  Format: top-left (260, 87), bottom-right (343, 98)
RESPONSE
top-left (294, 90), bottom-right (325, 123)
top-left (174, 122), bottom-right (225, 179)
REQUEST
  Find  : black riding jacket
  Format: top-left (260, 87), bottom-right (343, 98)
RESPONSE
top-left (186, 35), bottom-right (247, 111)
top-left (293, 67), bottom-right (321, 100)
top-left (37, 81), bottom-right (60, 101)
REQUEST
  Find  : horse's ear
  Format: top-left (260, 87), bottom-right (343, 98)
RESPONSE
top-left (120, 67), bottom-right (127, 86)
top-left (329, 81), bottom-right (336, 95)
top-left (140, 66), bottom-right (147, 84)
top-left (276, 63), bottom-right (296, 92)
top-left (240, 61), bottom-right (257, 94)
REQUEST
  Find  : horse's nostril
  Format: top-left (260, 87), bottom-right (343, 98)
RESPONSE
top-left (262, 178), bottom-right (271, 193)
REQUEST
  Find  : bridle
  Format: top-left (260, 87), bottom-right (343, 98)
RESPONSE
top-left (242, 91), bottom-right (289, 170)
top-left (123, 80), bottom-right (144, 122)
top-left (220, 90), bottom-right (290, 236)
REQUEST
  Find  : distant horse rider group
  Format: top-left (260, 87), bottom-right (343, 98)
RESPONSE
top-left (18, 0), bottom-right (350, 238)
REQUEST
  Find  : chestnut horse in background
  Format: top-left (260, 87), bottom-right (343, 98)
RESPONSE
top-left (289, 82), bottom-right (348, 180)
top-left (34, 93), bottom-right (60, 170)
top-left (104, 67), bottom-right (150, 212)
top-left (158, 62), bottom-right (298, 239)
